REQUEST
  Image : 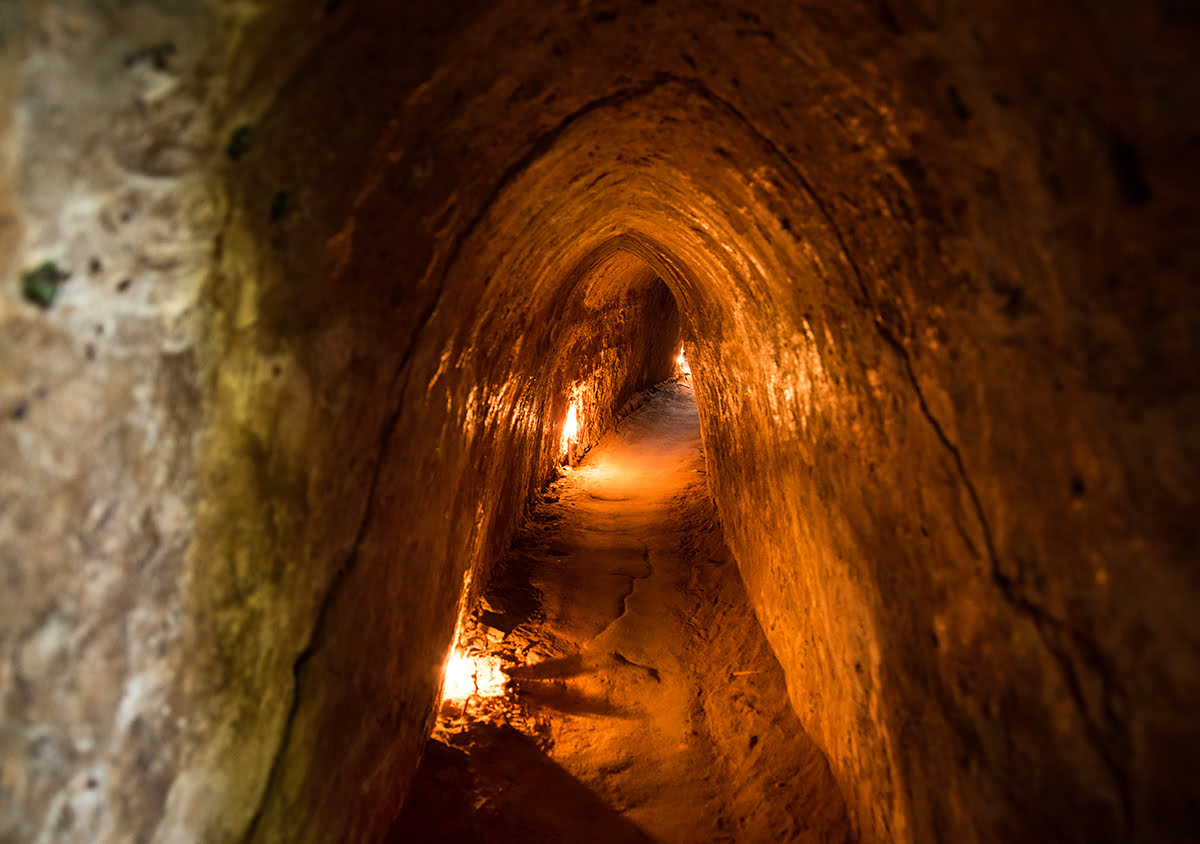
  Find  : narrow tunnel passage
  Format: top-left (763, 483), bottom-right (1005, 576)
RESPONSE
top-left (394, 379), bottom-right (850, 843)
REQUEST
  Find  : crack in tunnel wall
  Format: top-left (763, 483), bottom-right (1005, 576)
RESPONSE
top-left (2, 1), bottom-right (1198, 843)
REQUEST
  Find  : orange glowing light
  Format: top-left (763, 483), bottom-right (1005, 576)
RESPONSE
top-left (676, 347), bottom-right (691, 375)
top-left (441, 649), bottom-right (507, 703)
top-left (561, 401), bottom-right (579, 453)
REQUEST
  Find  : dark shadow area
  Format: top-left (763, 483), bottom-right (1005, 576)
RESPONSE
top-left (506, 653), bottom-right (588, 680)
top-left (511, 679), bottom-right (632, 719)
top-left (388, 724), bottom-right (654, 844)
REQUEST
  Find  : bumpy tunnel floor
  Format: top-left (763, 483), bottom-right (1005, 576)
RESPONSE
top-left (390, 380), bottom-right (850, 843)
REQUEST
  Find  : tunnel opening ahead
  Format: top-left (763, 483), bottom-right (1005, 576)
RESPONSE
top-left (392, 378), bottom-right (851, 843)
top-left (534, 247), bottom-right (684, 466)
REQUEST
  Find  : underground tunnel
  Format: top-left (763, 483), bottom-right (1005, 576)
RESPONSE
top-left (2, 1), bottom-right (1199, 842)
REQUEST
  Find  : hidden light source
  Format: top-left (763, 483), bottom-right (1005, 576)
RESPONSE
top-left (441, 648), bottom-right (507, 704)
top-left (677, 346), bottom-right (691, 375)
top-left (561, 400), bottom-right (579, 453)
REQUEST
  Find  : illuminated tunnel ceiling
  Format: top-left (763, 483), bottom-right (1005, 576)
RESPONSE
top-left (1, 1), bottom-right (1197, 843)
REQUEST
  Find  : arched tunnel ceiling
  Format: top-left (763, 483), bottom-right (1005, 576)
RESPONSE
top-left (1, 1), bottom-right (1197, 843)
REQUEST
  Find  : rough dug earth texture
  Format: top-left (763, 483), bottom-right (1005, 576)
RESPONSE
top-left (394, 382), bottom-right (851, 843)
top-left (1, 1), bottom-right (1198, 844)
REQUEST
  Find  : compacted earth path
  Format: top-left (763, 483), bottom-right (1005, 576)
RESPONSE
top-left (391, 380), bottom-right (851, 844)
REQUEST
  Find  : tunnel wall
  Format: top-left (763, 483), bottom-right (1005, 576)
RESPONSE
top-left (221, 228), bottom-right (680, 842)
top-left (0, 4), bottom-right (227, 841)
top-left (2, 1), bottom-right (1198, 843)
top-left (1, 3), bottom-right (681, 840)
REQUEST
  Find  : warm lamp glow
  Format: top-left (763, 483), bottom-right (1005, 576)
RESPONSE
top-left (561, 401), bottom-right (579, 453)
top-left (441, 649), bottom-right (507, 703)
top-left (677, 346), bottom-right (691, 375)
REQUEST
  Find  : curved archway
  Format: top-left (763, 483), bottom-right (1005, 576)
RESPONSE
top-left (5, 2), bottom-right (1196, 843)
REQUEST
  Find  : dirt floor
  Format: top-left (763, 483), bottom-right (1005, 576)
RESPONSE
top-left (390, 380), bottom-right (851, 843)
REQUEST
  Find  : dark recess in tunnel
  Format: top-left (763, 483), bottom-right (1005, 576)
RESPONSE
top-left (2, 1), bottom-right (1198, 843)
